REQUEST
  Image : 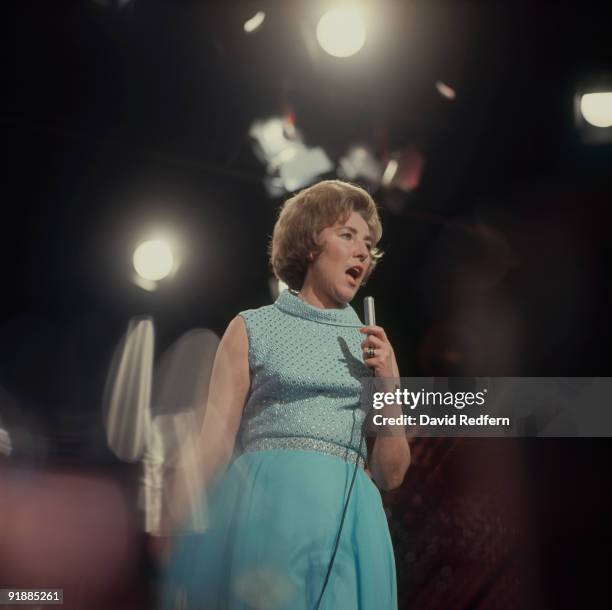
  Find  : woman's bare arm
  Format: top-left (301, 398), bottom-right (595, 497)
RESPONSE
top-left (368, 350), bottom-right (411, 491)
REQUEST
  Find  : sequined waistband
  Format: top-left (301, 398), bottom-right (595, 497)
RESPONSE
top-left (242, 437), bottom-right (367, 469)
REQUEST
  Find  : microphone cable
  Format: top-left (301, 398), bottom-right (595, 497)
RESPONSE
top-left (313, 411), bottom-right (368, 610)
top-left (314, 296), bottom-right (376, 610)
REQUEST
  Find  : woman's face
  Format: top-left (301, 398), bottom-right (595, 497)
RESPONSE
top-left (303, 211), bottom-right (373, 307)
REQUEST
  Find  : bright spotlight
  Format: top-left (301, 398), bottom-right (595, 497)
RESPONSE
top-left (244, 11), bottom-right (265, 33)
top-left (316, 6), bottom-right (366, 58)
top-left (133, 240), bottom-right (174, 281)
top-left (580, 92), bottom-right (612, 128)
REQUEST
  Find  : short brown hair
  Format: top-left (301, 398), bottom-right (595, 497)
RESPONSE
top-left (270, 180), bottom-right (383, 291)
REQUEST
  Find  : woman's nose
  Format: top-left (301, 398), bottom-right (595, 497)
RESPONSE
top-left (355, 242), bottom-right (369, 261)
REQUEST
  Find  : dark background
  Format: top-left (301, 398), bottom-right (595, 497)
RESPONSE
top-left (1, 1), bottom-right (611, 609)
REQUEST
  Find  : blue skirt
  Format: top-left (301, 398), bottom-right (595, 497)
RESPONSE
top-left (163, 449), bottom-right (397, 610)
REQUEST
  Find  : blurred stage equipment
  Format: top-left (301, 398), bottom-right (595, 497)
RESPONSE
top-left (150, 328), bottom-right (219, 534)
top-left (104, 318), bottom-right (219, 534)
top-left (103, 317), bottom-right (154, 463)
top-left (338, 145), bottom-right (384, 190)
top-left (337, 143), bottom-right (425, 213)
top-left (574, 75), bottom-right (612, 144)
top-left (382, 145), bottom-right (426, 193)
top-left (249, 116), bottom-right (333, 196)
top-left (316, 6), bottom-right (367, 58)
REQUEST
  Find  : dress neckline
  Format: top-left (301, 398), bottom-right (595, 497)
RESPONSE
top-left (275, 289), bottom-right (363, 327)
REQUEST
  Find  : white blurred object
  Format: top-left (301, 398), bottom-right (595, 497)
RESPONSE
top-left (146, 328), bottom-right (220, 534)
top-left (153, 329), bottom-right (219, 418)
top-left (0, 424), bottom-right (11, 456)
top-left (269, 278), bottom-right (289, 300)
top-left (141, 411), bottom-right (207, 534)
top-left (337, 143), bottom-right (425, 200)
top-left (250, 117), bottom-right (333, 195)
top-left (132, 274), bottom-right (158, 292)
top-left (244, 11), bottom-right (265, 33)
top-left (316, 6), bottom-right (366, 58)
top-left (436, 80), bottom-right (457, 100)
top-left (574, 78), bottom-right (612, 144)
top-left (250, 117), bottom-right (299, 166)
top-left (103, 317), bottom-right (154, 462)
top-left (278, 145), bottom-right (333, 192)
top-left (580, 92), bottom-right (612, 128)
top-left (140, 418), bottom-right (164, 534)
top-left (103, 321), bottom-right (219, 534)
top-left (338, 145), bottom-right (383, 186)
top-left (381, 159), bottom-right (398, 187)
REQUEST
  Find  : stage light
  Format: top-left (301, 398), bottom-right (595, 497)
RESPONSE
top-left (316, 6), bottom-right (366, 58)
top-left (244, 11), bottom-right (265, 33)
top-left (133, 240), bottom-right (174, 281)
top-left (436, 80), bottom-right (456, 100)
top-left (381, 159), bottom-right (398, 187)
top-left (580, 92), bottom-right (612, 128)
top-left (574, 76), bottom-right (612, 144)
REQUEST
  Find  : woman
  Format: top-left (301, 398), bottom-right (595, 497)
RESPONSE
top-left (164, 180), bottom-right (410, 610)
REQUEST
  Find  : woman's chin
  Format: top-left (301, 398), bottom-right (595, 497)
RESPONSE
top-left (337, 286), bottom-right (359, 304)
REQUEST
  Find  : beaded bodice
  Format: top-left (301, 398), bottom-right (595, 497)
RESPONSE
top-left (237, 290), bottom-right (371, 466)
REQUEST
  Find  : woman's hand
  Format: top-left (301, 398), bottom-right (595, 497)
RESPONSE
top-left (359, 325), bottom-right (398, 379)
top-left (360, 325), bottom-right (409, 490)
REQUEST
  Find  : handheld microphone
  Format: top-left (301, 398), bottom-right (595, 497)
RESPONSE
top-left (364, 296), bottom-right (375, 327)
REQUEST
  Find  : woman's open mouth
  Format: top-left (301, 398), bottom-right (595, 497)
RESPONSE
top-left (345, 265), bottom-right (364, 285)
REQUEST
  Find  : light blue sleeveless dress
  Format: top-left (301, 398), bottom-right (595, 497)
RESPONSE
top-left (163, 290), bottom-right (397, 610)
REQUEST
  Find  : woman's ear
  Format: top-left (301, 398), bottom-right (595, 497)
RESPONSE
top-left (307, 252), bottom-right (314, 261)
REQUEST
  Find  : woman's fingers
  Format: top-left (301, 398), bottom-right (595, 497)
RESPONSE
top-left (359, 325), bottom-right (396, 377)
top-left (359, 325), bottom-right (387, 341)
top-left (361, 335), bottom-right (385, 350)
top-left (360, 326), bottom-right (395, 378)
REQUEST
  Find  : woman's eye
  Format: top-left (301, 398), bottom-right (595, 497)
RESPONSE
top-left (340, 233), bottom-right (352, 239)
